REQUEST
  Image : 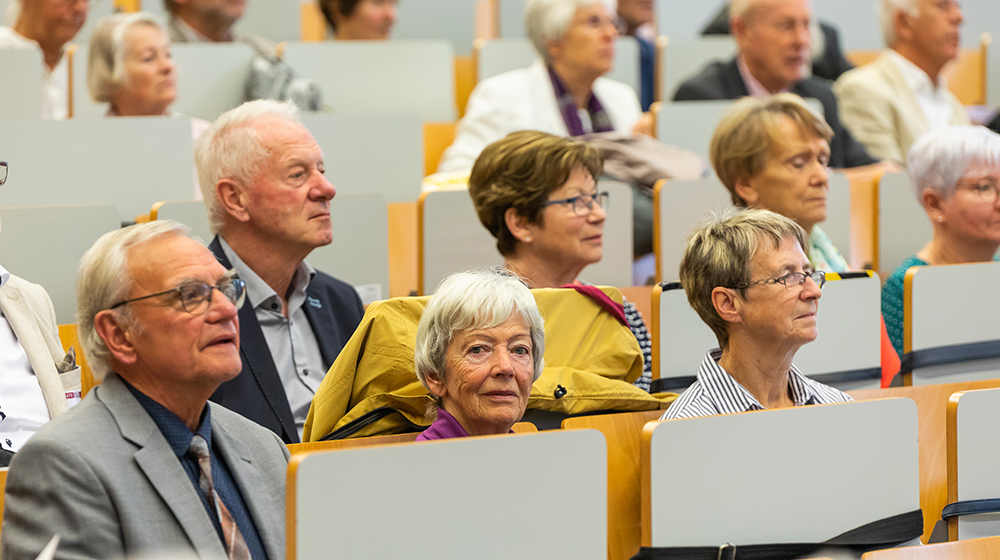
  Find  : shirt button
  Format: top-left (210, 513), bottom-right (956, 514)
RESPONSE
top-left (271, 303), bottom-right (279, 310)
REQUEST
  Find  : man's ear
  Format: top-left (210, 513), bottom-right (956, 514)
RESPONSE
top-left (423, 370), bottom-right (448, 399)
top-left (731, 15), bottom-right (750, 48)
top-left (734, 176), bottom-right (759, 207)
top-left (504, 207), bottom-right (535, 245)
top-left (711, 286), bottom-right (743, 325)
top-left (216, 180), bottom-right (251, 223)
top-left (93, 310), bottom-right (139, 366)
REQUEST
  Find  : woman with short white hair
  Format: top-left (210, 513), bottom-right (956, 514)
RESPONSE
top-left (437, 0), bottom-right (647, 173)
top-left (414, 268), bottom-right (545, 440)
top-left (882, 126), bottom-right (1000, 355)
top-left (88, 12), bottom-right (177, 117)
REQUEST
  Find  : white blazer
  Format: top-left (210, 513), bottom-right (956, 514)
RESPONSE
top-left (0, 274), bottom-right (80, 420)
top-left (438, 61), bottom-right (643, 173)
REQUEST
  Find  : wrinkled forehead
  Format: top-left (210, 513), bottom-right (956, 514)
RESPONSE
top-left (742, 0), bottom-right (812, 22)
top-left (749, 234), bottom-right (808, 275)
top-left (128, 233), bottom-right (225, 289)
top-left (257, 117), bottom-right (323, 164)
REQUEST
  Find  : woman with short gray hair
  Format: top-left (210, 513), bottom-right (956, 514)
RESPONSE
top-left (414, 269), bottom-right (545, 440)
top-left (661, 209), bottom-right (852, 420)
top-left (437, 0), bottom-right (646, 172)
top-left (882, 126), bottom-right (1000, 355)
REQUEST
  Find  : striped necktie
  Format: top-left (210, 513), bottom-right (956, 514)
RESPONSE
top-left (187, 434), bottom-right (251, 560)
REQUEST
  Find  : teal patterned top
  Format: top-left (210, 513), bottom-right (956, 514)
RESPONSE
top-left (807, 226), bottom-right (849, 273)
top-left (881, 255), bottom-right (928, 357)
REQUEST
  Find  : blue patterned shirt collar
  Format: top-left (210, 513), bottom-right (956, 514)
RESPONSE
top-left (122, 377), bottom-right (212, 458)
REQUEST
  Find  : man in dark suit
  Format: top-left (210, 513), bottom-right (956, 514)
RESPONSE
top-left (195, 99), bottom-right (364, 444)
top-left (2, 221), bottom-right (289, 560)
top-left (675, 0), bottom-right (878, 169)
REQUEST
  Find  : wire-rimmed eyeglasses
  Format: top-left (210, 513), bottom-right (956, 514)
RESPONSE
top-left (0, 162), bottom-right (7, 187)
top-left (109, 277), bottom-right (246, 315)
top-left (542, 191), bottom-right (610, 216)
top-left (733, 270), bottom-right (826, 291)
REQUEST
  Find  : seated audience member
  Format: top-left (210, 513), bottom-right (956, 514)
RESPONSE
top-left (661, 209), bottom-right (852, 420)
top-left (702, 1), bottom-right (854, 81)
top-left (882, 126), bottom-right (1000, 356)
top-left (165, 0), bottom-right (275, 58)
top-left (437, 0), bottom-right (646, 173)
top-left (0, 161), bottom-right (80, 468)
top-left (414, 269), bottom-right (545, 440)
top-left (615, 0), bottom-right (655, 111)
top-left (0, 0), bottom-right (86, 119)
top-left (468, 130), bottom-right (651, 391)
top-left (320, 0), bottom-right (396, 40)
top-left (1, 221), bottom-right (289, 560)
top-left (196, 100), bottom-right (365, 444)
top-left (834, 0), bottom-right (968, 165)
top-left (674, 0), bottom-right (877, 169)
top-left (711, 94), bottom-right (848, 272)
top-left (88, 13), bottom-right (178, 117)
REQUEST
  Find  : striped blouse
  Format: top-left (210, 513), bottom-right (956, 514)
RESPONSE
top-left (660, 349), bottom-right (853, 420)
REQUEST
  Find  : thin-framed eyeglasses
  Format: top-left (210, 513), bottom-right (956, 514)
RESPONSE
top-left (733, 270), bottom-right (826, 290)
top-left (959, 180), bottom-right (1000, 203)
top-left (542, 191), bottom-right (610, 216)
top-left (0, 161), bottom-right (7, 187)
top-left (109, 277), bottom-right (246, 315)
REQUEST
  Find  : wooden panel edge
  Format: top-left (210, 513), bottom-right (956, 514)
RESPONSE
top-left (946, 391), bottom-right (966, 542)
top-left (653, 179), bottom-right (666, 284)
top-left (416, 191), bottom-right (430, 295)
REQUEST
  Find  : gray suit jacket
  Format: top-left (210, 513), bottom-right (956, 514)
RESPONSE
top-left (834, 51), bottom-right (970, 165)
top-left (0, 373), bottom-right (290, 560)
top-left (0, 274), bottom-right (79, 420)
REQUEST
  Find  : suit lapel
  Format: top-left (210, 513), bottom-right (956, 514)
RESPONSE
top-left (212, 413), bottom-right (284, 560)
top-left (209, 236), bottom-right (298, 442)
top-left (724, 58), bottom-right (751, 98)
top-left (0, 282), bottom-right (65, 418)
top-left (99, 374), bottom-right (227, 558)
top-left (876, 53), bottom-right (929, 131)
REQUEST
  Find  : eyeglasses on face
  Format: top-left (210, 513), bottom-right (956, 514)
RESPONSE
top-left (542, 191), bottom-right (610, 216)
top-left (109, 277), bottom-right (247, 315)
top-left (959, 180), bottom-right (1000, 203)
top-left (0, 161), bottom-right (7, 187)
top-left (733, 270), bottom-right (826, 291)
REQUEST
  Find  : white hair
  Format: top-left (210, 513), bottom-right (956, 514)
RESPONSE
top-left (76, 220), bottom-right (192, 380)
top-left (194, 99), bottom-right (302, 234)
top-left (87, 12), bottom-right (167, 104)
top-left (879, 0), bottom-right (920, 46)
top-left (907, 126), bottom-right (1000, 202)
top-left (525, 0), bottom-right (616, 64)
top-left (414, 269), bottom-right (545, 389)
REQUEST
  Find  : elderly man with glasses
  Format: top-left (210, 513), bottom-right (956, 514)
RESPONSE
top-left (0, 161), bottom-right (82, 468)
top-left (1, 220), bottom-right (290, 560)
top-left (660, 209), bottom-right (852, 421)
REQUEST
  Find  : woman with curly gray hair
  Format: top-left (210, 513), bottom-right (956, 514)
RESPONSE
top-left (414, 269), bottom-right (545, 440)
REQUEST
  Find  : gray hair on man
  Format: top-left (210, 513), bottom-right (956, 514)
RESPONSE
top-left (729, 0), bottom-right (825, 59)
top-left (680, 209), bottom-right (808, 350)
top-left (907, 126), bottom-right (1000, 202)
top-left (878, 0), bottom-right (920, 46)
top-left (525, 0), bottom-right (616, 64)
top-left (414, 268), bottom-right (546, 388)
top-left (76, 220), bottom-right (192, 380)
top-left (87, 12), bottom-right (167, 104)
top-left (194, 99), bottom-right (302, 234)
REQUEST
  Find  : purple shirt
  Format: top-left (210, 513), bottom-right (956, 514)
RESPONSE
top-left (415, 408), bottom-right (516, 441)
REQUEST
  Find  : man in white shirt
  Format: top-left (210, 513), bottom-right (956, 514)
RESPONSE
top-left (834, 0), bottom-right (969, 164)
top-left (0, 162), bottom-right (81, 466)
top-left (0, 0), bottom-right (86, 120)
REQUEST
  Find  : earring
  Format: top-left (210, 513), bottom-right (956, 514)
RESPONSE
top-left (524, 237), bottom-right (532, 242)
top-left (936, 216), bottom-right (943, 223)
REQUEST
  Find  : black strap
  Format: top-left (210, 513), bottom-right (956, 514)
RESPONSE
top-left (899, 339), bottom-right (1000, 374)
top-left (649, 376), bottom-right (696, 393)
top-left (630, 509), bottom-right (923, 560)
top-left (941, 499), bottom-right (1000, 520)
top-left (808, 367), bottom-right (882, 385)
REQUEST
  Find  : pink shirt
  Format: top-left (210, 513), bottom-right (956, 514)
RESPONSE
top-left (737, 56), bottom-right (792, 97)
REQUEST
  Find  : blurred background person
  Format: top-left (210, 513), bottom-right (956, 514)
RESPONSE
top-left (835, 0), bottom-right (968, 165)
top-left (165, 0), bottom-right (274, 57)
top-left (468, 130), bottom-right (651, 391)
top-left (414, 269), bottom-right (545, 440)
top-left (320, 0), bottom-right (396, 40)
top-left (882, 126), bottom-right (1000, 355)
top-left (662, 209), bottom-right (851, 420)
top-left (711, 93), bottom-right (847, 272)
top-left (0, 0), bottom-right (87, 119)
top-left (615, 0), bottom-right (654, 110)
top-left (438, 0), bottom-right (646, 173)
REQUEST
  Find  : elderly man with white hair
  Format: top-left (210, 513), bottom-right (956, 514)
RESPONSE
top-left (1, 220), bottom-right (289, 560)
top-left (0, 0), bottom-right (87, 119)
top-left (672, 0), bottom-right (878, 170)
top-left (437, 0), bottom-right (646, 173)
top-left (196, 99), bottom-right (364, 444)
top-left (835, 0), bottom-right (968, 165)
